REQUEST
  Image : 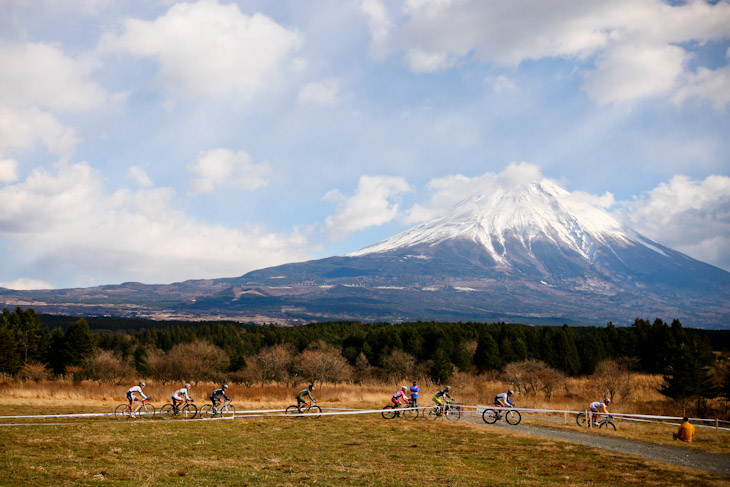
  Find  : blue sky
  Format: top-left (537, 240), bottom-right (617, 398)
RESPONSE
top-left (1, 0), bottom-right (729, 289)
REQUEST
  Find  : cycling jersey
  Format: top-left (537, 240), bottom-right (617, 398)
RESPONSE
top-left (392, 391), bottom-right (407, 404)
top-left (172, 388), bottom-right (191, 400)
top-left (435, 389), bottom-right (451, 398)
top-left (297, 388), bottom-right (313, 404)
top-left (589, 401), bottom-right (605, 412)
top-left (210, 388), bottom-right (230, 401)
top-left (126, 385), bottom-right (148, 402)
top-left (494, 393), bottom-right (513, 406)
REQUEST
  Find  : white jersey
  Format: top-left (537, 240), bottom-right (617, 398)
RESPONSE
top-left (589, 401), bottom-right (605, 411)
top-left (127, 385), bottom-right (148, 399)
top-left (173, 388), bottom-right (191, 399)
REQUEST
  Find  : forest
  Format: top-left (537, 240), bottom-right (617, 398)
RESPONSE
top-left (1, 306), bottom-right (729, 415)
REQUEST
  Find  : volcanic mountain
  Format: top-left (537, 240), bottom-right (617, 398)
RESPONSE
top-left (2, 179), bottom-right (729, 327)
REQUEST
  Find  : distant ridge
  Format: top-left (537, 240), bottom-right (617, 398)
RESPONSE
top-left (1, 179), bottom-right (729, 327)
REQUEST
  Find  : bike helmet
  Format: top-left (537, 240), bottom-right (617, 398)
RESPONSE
top-left (445, 386), bottom-right (451, 391)
top-left (507, 389), bottom-right (514, 395)
top-left (401, 386), bottom-right (407, 391)
top-left (308, 384), bottom-right (314, 390)
top-left (139, 381), bottom-right (145, 387)
top-left (604, 398), bottom-right (611, 404)
top-left (222, 384), bottom-right (228, 390)
top-left (185, 383), bottom-right (191, 388)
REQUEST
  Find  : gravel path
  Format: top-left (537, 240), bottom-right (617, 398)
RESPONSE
top-left (463, 415), bottom-right (730, 477)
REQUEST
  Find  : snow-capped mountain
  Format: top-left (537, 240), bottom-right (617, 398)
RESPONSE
top-left (351, 179), bottom-right (645, 267)
top-left (2, 178), bottom-right (729, 327)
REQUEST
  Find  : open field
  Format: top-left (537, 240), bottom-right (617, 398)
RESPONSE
top-left (2, 411), bottom-right (730, 486)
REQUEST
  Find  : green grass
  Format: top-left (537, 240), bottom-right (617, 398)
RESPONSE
top-left (1, 412), bottom-right (729, 486)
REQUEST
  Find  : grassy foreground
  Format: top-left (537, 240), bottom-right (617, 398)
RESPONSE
top-left (1, 412), bottom-right (729, 486)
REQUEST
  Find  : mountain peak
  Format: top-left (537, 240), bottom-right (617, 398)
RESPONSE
top-left (349, 178), bottom-right (632, 264)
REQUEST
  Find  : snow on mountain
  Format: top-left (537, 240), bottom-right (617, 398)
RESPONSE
top-left (349, 179), bottom-right (642, 266)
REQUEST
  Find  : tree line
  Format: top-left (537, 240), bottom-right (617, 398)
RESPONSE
top-left (1, 307), bottom-right (729, 414)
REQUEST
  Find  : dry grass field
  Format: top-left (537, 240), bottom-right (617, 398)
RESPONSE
top-left (1, 374), bottom-right (729, 486)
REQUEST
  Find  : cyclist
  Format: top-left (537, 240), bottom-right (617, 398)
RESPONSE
top-left (126, 381), bottom-right (149, 418)
top-left (432, 386), bottom-right (452, 416)
top-left (296, 384), bottom-right (315, 413)
top-left (589, 398), bottom-right (611, 425)
top-left (171, 383), bottom-right (193, 412)
top-left (392, 386), bottom-right (410, 415)
top-left (409, 381), bottom-right (420, 408)
top-left (494, 390), bottom-right (515, 408)
top-left (210, 384), bottom-right (231, 408)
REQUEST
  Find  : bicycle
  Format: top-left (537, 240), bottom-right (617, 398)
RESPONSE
top-left (576, 412), bottom-right (616, 430)
top-left (285, 401), bottom-right (322, 419)
top-left (382, 399), bottom-right (418, 419)
top-left (114, 398), bottom-right (155, 420)
top-left (159, 399), bottom-right (197, 420)
top-left (428, 399), bottom-right (461, 421)
top-left (199, 398), bottom-right (235, 419)
top-left (482, 405), bottom-right (521, 425)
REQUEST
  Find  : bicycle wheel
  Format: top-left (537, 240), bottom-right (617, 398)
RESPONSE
top-left (599, 420), bottom-right (616, 431)
top-left (576, 412), bottom-right (586, 426)
top-left (505, 410), bottom-right (521, 425)
top-left (221, 404), bottom-right (235, 419)
top-left (307, 405), bottom-right (322, 419)
top-left (199, 404), bottom-right (216, 419)
top-left (181, 404), bottom-right (197, 419)
top-left (402, 406), bottom-right (418, 420)
top-left (286, 405), bottom-right (301, 418)
top-left (114, 404), bottom-right (131, 420)
top-left (138, 403), bottom-right (156, 419)
top-left (482, 408), bottom-right (498, 424)
top-left (445, 405), bottom-right (461, 421)
top-left (428, 406), bottom-right (441, 420)
top-left (381, 405), bottom-right (397, 419)
top-left (159, 404), bottom-right (175, 420)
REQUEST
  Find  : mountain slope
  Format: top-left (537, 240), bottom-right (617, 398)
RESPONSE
top-left (1, 180), bottom-right (729, 327)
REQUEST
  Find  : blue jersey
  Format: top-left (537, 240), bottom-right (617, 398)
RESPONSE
top-left (210, 388), bottom-right (230, 401)
top-left (410, 385), bottom-right (419, 398)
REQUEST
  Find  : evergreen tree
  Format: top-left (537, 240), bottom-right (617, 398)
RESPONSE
top-left (0, 325), bottom-right (22, 374)
top-left (61, 319), bottom-right (96, 369)
top-left (659, 337), bottom-right (716, 416)
top-left (473, 331), bottom-right (501, 372)
top-left (133, 345), bottom-right (150, 376)
top-left (430, 348), bottom-right (454, 384)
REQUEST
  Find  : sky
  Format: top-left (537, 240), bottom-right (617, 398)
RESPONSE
top-left (0, 0), bottom-right (729, 290)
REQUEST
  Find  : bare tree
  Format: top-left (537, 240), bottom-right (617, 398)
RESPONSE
top-left (503, 359), bottom-right (563, 398)
top-left (87, 350), bottom-right (135, 385)
top-left (379, 349), bottom-right (418, 385)
top-left (297, 342), bottom-right (352, 387)
top-left (594, 359), bottom-right (632, 402)
top-left (253, 344), bottom-right (295, 386)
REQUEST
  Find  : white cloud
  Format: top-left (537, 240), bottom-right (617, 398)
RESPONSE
top-left (0, 162), bottom-right (309, 287)
top-left (673, 63), bottom-right (730, 111)
top-left (188, 148), bottom-right (271, 195)
top-left (324, 175), bottom-right (412, 236)
top-left (298, 78), bottom-right (341, 105)
top-left (357, 0), bottom-right (394, 59)
top-left (402, 162), bottom-right (544, 224)
top-left (615, 174), bottom-right (730, 271)
top-left (101, 0), bottom-right (301, 101)
top-left (0, 41), bottom-right (108, 112)
top-left (128, 166), bottom-right (153, 188)
top-left (0, 107), bottom-right (81, 160)
top-left (0, 278), bottom-right (53, 291)
top-left (394, 0), bottom-right (730, 107)
top-left (0, 159), bottom-right (19, 184)
top-left (583, 41), bottom-right (688, 104)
